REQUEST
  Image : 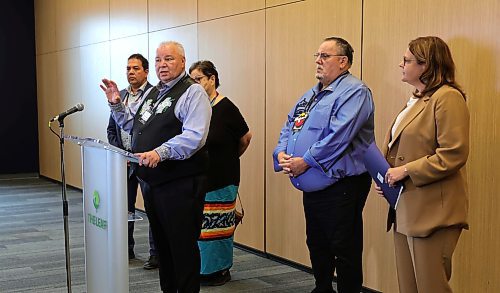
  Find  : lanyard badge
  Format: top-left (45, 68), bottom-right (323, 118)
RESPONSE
top-left (138, 98), bottom-right (154, 125)
top-left (292, 112), bottom-right (309, 132)
top-left (138, 109), bottom-right (153, 124)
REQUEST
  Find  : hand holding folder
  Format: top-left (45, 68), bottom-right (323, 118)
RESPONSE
top-left (363, 142), bottom-right (404, 209)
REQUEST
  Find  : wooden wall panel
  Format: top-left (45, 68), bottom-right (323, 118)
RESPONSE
top-left (109, 35), bottom-right (150, 88)
top-left (34, 0), bottom-right (56, 54)
top-left (148, 25), bottom-right (199, 86)
top-left (80, 42), bottom-right (111, 142)
top-left (37, 53), bottom-right (60, 181)
top-left (266, 0), bottom-right (304, 7)
top-left (56, 48), bottom-right (83, 188)
top-left (265, 0), bottom-right (362, 265)
top-left (110, 0), bottom-right (148, 39)
top-left (148, 0), bottom-right (197, 32)
top-left (79, 0), bottom-right (109, 46)
top-left (198, 11), bottom-right (266, 250)
top-left (55, 0), bottom-right (80, 50)
top-left (363, 0), bottom-right (500, 291)
top-left (198, 0), bottom-right (264, 21)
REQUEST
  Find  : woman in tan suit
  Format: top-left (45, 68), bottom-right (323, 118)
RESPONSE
top-left (376, 36), bottom-right (469, 292)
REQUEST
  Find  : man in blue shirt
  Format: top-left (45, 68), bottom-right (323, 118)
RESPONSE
top-left (101, 41), bottom-right (211, 293)
top-left (105, 53), bottom-right (159, 269)
top-left (273, 37), bottom-right (374, 293)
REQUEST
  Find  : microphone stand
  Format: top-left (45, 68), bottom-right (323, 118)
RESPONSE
top-left (50, 119), bottom-right (72, 293)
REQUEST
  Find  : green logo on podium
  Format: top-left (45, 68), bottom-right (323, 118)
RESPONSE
top-left (89, 190), bottom-right (107, 230)
top-left (93, 190), bottom-right (100, 212)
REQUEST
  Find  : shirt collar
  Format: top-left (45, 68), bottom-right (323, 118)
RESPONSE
top-left (157, 72), bottom-right (187, 92)
top-left (126, 80), bottom-right (148, 95)
top-left (313, 71), bottom-right (350, 94)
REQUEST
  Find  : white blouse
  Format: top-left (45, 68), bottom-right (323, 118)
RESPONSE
top-left (388, 96), bottom-right (419, 149)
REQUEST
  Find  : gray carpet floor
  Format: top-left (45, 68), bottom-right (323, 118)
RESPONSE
top-left (0, 176), bottom-right (318, 292)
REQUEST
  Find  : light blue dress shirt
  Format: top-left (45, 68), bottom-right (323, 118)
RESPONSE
top-left (273, 72), bottom-right (374, 192)
top-left (110, 72), bottom-right (211, 161)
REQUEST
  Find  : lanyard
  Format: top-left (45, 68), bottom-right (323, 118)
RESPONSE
top-left (304, 92), bottom-right (319, 113)
top-left (303, 71), bottom-right (350, 113)
top-left (210, 92), bottom-right (219, 107)
top-left (124, 85), bottom-right (149, 106)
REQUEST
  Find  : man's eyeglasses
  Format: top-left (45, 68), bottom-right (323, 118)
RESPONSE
top-left (314, 53), bottom-right (346, 60)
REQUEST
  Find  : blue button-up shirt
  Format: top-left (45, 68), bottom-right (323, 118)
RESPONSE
top-left (273, 72), bottom-right (374, 192)
top-left (110, 72), bottom-right (211, 161)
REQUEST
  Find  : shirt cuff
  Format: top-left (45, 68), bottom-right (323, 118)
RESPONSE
top-left (303, 150), bottom-right (326, 173)
top-left (109, 102), bottom-right (125, 111)
top-left (154, 145), bottom-right (170, 161)
top-left (272, 148), bottom-right (285, 172)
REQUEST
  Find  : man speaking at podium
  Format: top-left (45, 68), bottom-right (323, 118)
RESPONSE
top-left (101, 41), bottom-right (211, 293)
top-left (106, 53), bottom-right (159, 269)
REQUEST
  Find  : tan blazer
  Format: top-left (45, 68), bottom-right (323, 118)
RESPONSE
top-left (382, 85), bottom-right (469, 237)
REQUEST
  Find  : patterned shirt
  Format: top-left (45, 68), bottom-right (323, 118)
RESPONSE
top-left (120, 81), bottom-right (149, 151)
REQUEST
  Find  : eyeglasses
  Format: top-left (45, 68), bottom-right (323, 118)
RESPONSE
top-left (402, 57), bottom-right (417, 66)
top-left (314, 53), bottom-right (346, 60)
top-left (192, 75), bottom-right (207, 83)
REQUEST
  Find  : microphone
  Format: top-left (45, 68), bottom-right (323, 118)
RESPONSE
top-left (50, 103), bottom-right (85, 122)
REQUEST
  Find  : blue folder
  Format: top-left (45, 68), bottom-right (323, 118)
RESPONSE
top-left (363, 142), bottom-right (403, 209)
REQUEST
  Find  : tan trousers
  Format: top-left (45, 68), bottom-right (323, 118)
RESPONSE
top-left (394, 228), bottom-right (462, 293)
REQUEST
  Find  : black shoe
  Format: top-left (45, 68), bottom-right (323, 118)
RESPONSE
top-left (143, 255), bottom-right (159, 270)
top-left (128, 250), bottom-right (135, 260)
top-left (201, 269), bottom-right (231, 286)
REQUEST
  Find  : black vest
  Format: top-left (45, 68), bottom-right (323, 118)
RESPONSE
top-left (131, 76), bottom-right (208, 186)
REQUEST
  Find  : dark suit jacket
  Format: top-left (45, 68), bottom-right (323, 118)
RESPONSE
top-left (107, 82), bottom-right (153, 149)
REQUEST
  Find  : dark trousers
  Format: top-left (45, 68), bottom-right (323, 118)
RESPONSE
top-left (140, 175), bottom-right (207, 293)
top-left (303, 173), bottom-right (371, 293)
top-left (127, 171), bottom-right (157, 256)
top-left (127, 172), bottom-right (138, 252)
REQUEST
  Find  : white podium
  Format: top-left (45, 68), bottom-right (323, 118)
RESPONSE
top-left (65, 136), bottom-right (138, 293)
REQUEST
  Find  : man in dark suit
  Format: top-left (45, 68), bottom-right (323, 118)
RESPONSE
top-left (106, 53), bottom-right (159, 269)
